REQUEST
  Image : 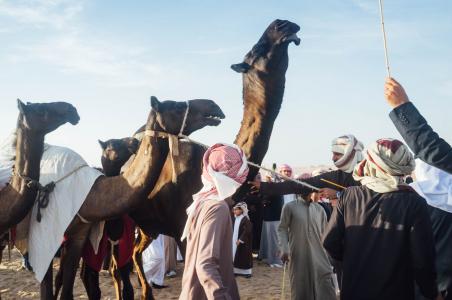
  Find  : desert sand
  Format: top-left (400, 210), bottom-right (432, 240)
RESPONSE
top-left (0, 249), bottom-right (290, 299)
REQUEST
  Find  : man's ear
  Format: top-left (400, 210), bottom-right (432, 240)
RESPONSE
top-left (231, 62), bottom-right (251, 73)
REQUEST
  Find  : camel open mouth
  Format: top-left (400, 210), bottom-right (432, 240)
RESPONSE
top-left (203, 112), bottom-right (225, 126)
top-left (282, 33), bottom-right (301, 46)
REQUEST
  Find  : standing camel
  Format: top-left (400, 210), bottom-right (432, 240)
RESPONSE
top-left (51, 97), bottom-right (225, 299)
top-left (128, 19), bottom-right (301, 299)
top-left (0, 100), bottom-right (80, 234)
top-left (0, 100), bottom-right (79, 299)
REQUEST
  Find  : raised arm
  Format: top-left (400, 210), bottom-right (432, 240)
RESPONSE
top-left (385, 77), bottom-right (452, 174)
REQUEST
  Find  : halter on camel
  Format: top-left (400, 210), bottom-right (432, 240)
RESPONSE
top-left (143, 100), bottom-right (191, 183)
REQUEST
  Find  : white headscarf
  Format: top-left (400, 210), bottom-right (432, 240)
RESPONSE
top-left (353, 138), bottom-right (415, 193)
top-left (332, 134), bottom-right (364, 173)
top-left (233, 202), bottom-right (249, 219)
top-left (410, 159), bottom-right (452, 213)
top-left (181, 143), bottom-right (249, 241)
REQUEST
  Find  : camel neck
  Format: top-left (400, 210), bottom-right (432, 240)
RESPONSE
top-left (0, 122), bottom-right (45, 233)
top-left (234, 71), bottom-right (285, 166)
top-left (78, 132), bottom-right (170, 221)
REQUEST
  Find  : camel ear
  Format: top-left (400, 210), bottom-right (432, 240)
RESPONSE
top-left (231, 62), bottom-right (251, 73)
top-left (150, 96), bottom-right (161, 112)
top-left (125, 137), bottom-right (139, 154)
top-left (98, 140), bottom-right (107, 150)
top-left (17, 99), bottom-right (27, 114)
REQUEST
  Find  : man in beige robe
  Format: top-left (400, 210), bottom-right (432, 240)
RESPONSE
top-left (179, 143), bottom-right (249, 300)
top-left (278, 197), bottom-right (336, 300)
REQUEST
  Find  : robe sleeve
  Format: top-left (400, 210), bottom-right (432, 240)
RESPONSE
top-left (322, 195), bottom-right (346, 261)
top-left (195, 204), bottom-right (232, 300)
top-left (409, 199), bottom-right (438, 299)
top-left (277, 204), bottom-right (291, 254)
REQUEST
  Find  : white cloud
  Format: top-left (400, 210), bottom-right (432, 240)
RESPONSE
top-left (0, 0), bottom-right (176, 88)
top-left (0, 0), bottom-right (83, 30)
top-left (350, 0), bottom-right (379, 14)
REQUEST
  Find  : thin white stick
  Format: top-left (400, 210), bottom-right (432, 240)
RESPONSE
top-left (179, 134), bottom-right (320, 191)
top-left (378, 0), bottom-right (391, 77)
top-left (280, 262), bottom-right (287, 300)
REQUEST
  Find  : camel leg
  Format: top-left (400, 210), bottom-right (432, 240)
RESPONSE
top-left (110, 244), bottom-right (122, 300)
top-left (80, 262), bottom-right (101, 300)
top-left (54, 246), bottom-right (67, 300)
top-left (119, 261), bottom-right (134, 300)
top-left (132, 229), bottom-right (154, 300)
top-left (60, 220), bottom-right (91, 300)
top-left (40, 264), bottom-right (53, 300)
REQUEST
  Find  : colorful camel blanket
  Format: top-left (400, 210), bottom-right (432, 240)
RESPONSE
top-left (21, 144), bottom-right (103, 282)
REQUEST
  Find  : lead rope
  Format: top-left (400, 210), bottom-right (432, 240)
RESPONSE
top-left (177, 134), bottom-right (320, 191)
top-left (15, 164), bottom-right (89, 222)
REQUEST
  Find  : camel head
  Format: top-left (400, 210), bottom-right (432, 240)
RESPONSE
top-left (17, 99), bottom-right (80, 134)
top-left (148, 96), bottom-right (225, 136)
top-left (99, 137), bottom-right (139, 176)
top-left (231, 19), bottom-right (300, 74)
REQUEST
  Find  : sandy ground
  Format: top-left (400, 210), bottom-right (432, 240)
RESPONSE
top-left (0, 249), bottom-right (291, 299)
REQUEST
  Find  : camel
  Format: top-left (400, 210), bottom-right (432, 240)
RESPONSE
top-left (0, 100), bottom-right (79, 300)
top-left (0, 100), bottom-right (80, 235)
top-left (127, 19), bottom-right (301, 299)
top-left (80, 137), bottom-right (138, 300)
top-left (50, 97), bottom-right (225, 299)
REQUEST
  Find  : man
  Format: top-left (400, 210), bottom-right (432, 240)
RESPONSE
top-left (232, 202), bottom-right (253, 278)
top-left (411, 160), bottom-right (452, 299)
top-left (258, 173), bottom-right (284, 268)
top-left (253, 135), bottom-right (363, 217)
top-left (385, 77), bottom-right (452, 174)
top-left (278, 193), bottom-right (336, 300)
top-left (179, 143), bottom-right (248, 300)
top-left (278, 164), bottom-right (296, 205)
top-left (323, 138), bottom-right (439, 300)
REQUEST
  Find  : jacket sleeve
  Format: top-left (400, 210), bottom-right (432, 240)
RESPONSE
top-left (260, 170), bottom-right (355, 198)
top-left (410, 199), bottom-right (438, 299)
top-left (322, 195), bottom-right (346, 261)
top-left (277, 204), bottom-right (291, 254)
top-left (195, 204), bottom-right (232, 300)
top-left (260, 181), bottom-right (306, 196)
top-left (390, 102), bottom-right (452, 174)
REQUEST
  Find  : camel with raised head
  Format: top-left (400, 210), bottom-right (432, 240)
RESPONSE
top-left (50, 97), bottom-right (225, 300)
top-left (128, 19), bottom-right (301, 299)
top-left (0, 100), bottom-right (79, 298)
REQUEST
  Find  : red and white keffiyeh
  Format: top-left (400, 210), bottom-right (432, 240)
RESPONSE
top-left (332, 135), bottom-right (364, 173)
top-left (181, 143), bottom-right (249, 241)
top-left (353, 138), bottom-right (415, 193)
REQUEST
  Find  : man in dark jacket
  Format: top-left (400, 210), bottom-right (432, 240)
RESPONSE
top-left (254, 135), bottom-right (364, 212)
top-left (385, 77), bottom-right (452, 174)
top-left (322, 138), bottom-right (439, 300)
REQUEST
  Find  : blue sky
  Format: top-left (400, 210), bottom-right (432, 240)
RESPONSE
top-left (1, 0), bottom-right (451, 169)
